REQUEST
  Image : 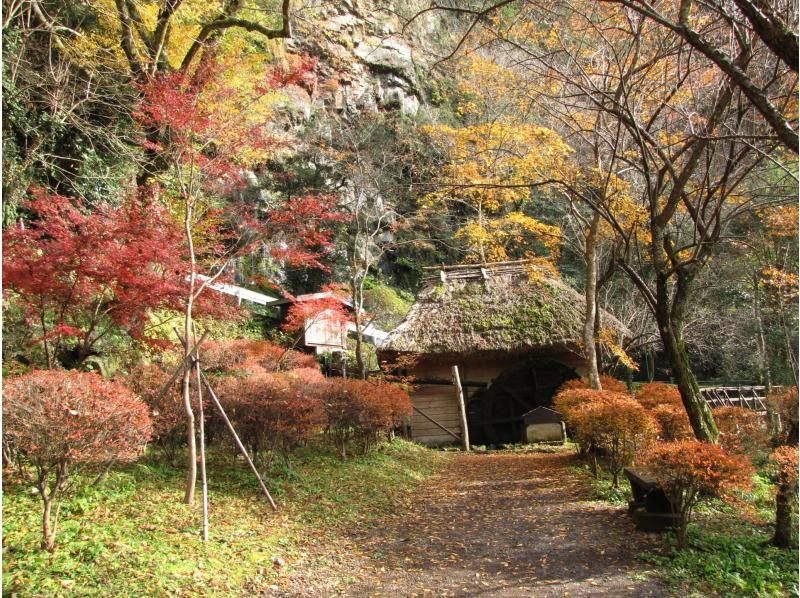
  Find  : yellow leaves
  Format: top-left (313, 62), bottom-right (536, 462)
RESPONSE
top-left (759, 205), bottom-right (799, 238)
top-left (423, 122), bottom-right (573, 205)
top-left (598, 327), bottom-right (638, 371)
top-left (64, 0), bottom-right (280, 90)
top-left (422, 121), bottom-right (570, 264)
top-left (761, 266), bottom-right (799, 298)
top-left (454, 212), bottom-right (562, 264)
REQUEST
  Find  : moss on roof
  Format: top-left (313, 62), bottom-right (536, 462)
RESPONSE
top-left (380, 261), bottom-right (628, 356)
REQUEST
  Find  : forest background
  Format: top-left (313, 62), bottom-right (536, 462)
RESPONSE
top-left (3, 0), bottom-right (797, 392)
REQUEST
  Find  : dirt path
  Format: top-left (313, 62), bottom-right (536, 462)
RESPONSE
top-left (264, 452), bottom-right (668, 597)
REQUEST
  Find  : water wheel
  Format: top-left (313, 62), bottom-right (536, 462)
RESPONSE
top-left (466, 358), bottom-right (577, 446)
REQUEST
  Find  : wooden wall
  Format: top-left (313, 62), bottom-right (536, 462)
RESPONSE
top-left (404, 349), bottom-right (585, 446)
top-left (409, 384), bottom-right (462, 446)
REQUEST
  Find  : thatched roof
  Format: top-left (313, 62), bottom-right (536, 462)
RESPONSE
top-left (379, 260), bottom-right (628, 356)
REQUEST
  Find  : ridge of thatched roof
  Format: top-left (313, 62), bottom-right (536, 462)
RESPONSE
top-left (379, 260), bottom-right (629, 356)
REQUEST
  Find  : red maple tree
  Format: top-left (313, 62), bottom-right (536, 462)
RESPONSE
top-left (642, 441), bottom-right (754, 548)
top-left (2, 187), bottom-right (226, 369)
top-left (134, 54), bottom-right (346, 505)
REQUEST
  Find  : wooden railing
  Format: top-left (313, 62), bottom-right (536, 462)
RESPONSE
top-left (700, 385), bottom-right (780, 412)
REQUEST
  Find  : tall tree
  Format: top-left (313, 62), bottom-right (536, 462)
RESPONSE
top-left (135, 54), bottom-right (341, 504)
top-left (600, 0), bottom-right (798, 151)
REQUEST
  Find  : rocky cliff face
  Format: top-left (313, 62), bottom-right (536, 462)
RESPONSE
top-left (282, 1), bottom-right (439, 121)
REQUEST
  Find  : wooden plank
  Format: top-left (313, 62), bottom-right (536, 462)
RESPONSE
top-left (412, 419), bottom-right (462, 432)
top-left (412, 406), bottom-right (461, 441)
top-left (412, 409), bottom-right (460, 419)
top-left (412, 378), bottom-right (488, 388)
top-left (412, 411), bottom-right (461, 423)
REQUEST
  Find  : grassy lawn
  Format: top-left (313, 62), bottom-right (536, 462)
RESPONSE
top-left (575, 462), bottom-right (799, 597)
top-left (3, 439), bottom-right (447, 596)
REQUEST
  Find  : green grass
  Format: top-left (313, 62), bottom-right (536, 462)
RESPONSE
top-left (644, 527), bottom-right (799, 597)
top-left (569, 462), bottom-right (633, 505)
top-left (646, 482), bottom-right (799, 598)
top-left (572, 459), bottom-right (798, 597)
top-left (2, 439), bottom-right (447, 596)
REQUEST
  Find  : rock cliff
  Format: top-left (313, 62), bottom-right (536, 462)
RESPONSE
top-left (281, 1), bottom-right (441, 121)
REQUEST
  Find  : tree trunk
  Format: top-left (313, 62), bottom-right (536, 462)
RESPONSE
top-left (656, 272), bottom-right (719, 442)
top-left (752, 275), bottom-right (773, 391)
top-left (42, 494), bottom-right (56, 552)
top-left (773, 477), bottom-right (798, 548)
top-left (183, 200), bottom-right (197, 506)
top-left (584, 213), bottom-right (602, 389)
top-left (351, 275), bottom-right (367, 379)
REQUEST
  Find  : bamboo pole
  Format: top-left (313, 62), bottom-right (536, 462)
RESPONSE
top-left (452, 365), bottom-right (470, 452)
top-left (151, 331), bottom-right (210, 407)
top-left (199, 370), bottom-right (278, 511)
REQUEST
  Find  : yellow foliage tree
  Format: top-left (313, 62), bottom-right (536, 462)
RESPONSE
top-left (422, 122), bottom-right (571, 264)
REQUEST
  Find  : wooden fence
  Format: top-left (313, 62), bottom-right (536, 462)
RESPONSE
top-left (700, 385), bottom-right (780, 413)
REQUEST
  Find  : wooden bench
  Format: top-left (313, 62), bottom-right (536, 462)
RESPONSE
top-left (624, 468), bottom-right (680, 532)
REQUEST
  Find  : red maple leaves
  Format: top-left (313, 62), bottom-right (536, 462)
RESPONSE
top-left (2, 187), bottom-right (234, 366)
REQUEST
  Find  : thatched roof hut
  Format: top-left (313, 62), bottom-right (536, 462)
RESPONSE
top-left (378, 260), bottom-right (629, 446)
top-left (381, 260), bottom-right (627, 357)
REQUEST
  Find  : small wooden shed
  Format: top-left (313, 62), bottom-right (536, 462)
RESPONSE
top-left (378, 261), bottom-right (628, 446)
top-left (522, 407), bottom-right (566, 443)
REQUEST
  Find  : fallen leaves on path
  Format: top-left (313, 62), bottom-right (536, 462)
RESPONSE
top-left (261, 452), bottom-right (667, 597)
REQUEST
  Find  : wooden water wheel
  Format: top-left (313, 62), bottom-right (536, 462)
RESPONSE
top-left (466, 358), bottom-right (577, 446)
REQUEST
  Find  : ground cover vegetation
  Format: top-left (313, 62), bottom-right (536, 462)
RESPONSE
top-left (555, 377), bottom-right (799, 594)
top-left (2, 0), bottom-right (798, 594)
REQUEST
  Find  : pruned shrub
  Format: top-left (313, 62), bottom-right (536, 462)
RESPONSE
top-left (3, 371), bottom-right (152, 551)
top-left (201, 340), bottom-right (319, 375)
top-left (571, 396), bottom-right (658, 486)
top-left (635, 382), bottom-right (682, 409)
top-left (634, 383), bottom-right (692, 441)
top-left (552, 388), bottom-right (622, 424)
top-left (215, 371), bottom-right (326, 465)
top-left (641, 441), bottom-right (754, 548)
top-left (770, 445), bottom-right (799, 549)
top-left (650, 403), bottom-right (693, 441)
top-left (714, 406), bottom-right (770, 459)
top-left (323, 378), bottom-right (412, 458)
top-left (120, 364), bottom-right (184, 464)
top-left (555, 375), bottom-right (629, 395)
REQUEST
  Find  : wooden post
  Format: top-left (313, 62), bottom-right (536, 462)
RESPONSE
top-left (452, 365), bottom-right (470, 452)
top-left (151, 331), bottom-right (209, 407)
top-left (199, 370), bottom-right (278, 511)
top-left (174, 328), bottom-right (212, 539)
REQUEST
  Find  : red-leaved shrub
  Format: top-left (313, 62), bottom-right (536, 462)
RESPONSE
top-left (201, 339), bottom-right (318, 375)
top-left (323, 378), bottom-right (412, 458)
top-left (555, 375), bottom-right (629, 395)
top-left (633, 383), bottom-right (692, 441)
top-left (641, 441), bottom-right (754, 548)
top-left (570, 396), bottom-right (658, 486)
top-left (768, 386), bottom-right (799, 446)
top-left (714, 406), bottom-right (769, 459)
top-left (552, 388), bottom-right (622, 423)
top-left (216, 371), bottom-right (326, 464)
top-left (120, 364), bottom-right (184, 464)
top-left (635, 382), bottom-right (682, 409)
top-left (650, 404), bottom-right (693, 441)
top-left (3, 370), bottom-right (152, 551)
